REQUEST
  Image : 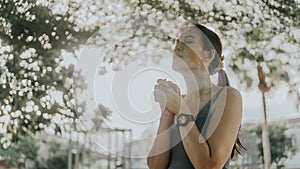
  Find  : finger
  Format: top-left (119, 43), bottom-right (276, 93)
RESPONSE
top-left (154, 89), bottom-right (164, 98)
top-left (158, 87), bottom-right (174, 99)
top-left (155, 84), bottom-right (171, 93)
top-left (167, 81), bottom-right (179, 90)
top-left (158, 80), bottom-right (180, 94)
top-left (156, 83), bottom-right (180, 101)
top-left (154, 89), bottom-right (167, 102)
top-left (156, 84), bottom-right (180, 102)
top-left (155, 89), bottom-right (178, 105)
top-left (157, 79), bottom-right (166, 84)
top-left (154, 91), bottom-right (167, 110)
top-left (167, 81), bottom-right (180, 93)
top-left (157, 79), bottom-right (169, 87)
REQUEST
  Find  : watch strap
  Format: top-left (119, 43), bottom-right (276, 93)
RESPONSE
top-left (176, 114), bottom-right (195, 127)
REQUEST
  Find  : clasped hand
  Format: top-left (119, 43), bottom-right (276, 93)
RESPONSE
top-left (153, 79), bottom-right (182, 116)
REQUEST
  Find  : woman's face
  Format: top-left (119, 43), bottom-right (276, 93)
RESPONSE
top-left (172, 26), bottom-right (212, 73)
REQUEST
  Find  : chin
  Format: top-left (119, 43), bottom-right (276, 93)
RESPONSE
top-left (172, 60), bottom-right (185, 72)
top-left (172, 66), bottom-right (189, 76)
top-left (171, 63), bottom-right (182, 72)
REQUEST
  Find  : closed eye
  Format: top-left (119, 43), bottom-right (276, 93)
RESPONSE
top-left (184, 41), bottom-right (194, 44)
top-left (184, 35), bottom-right (195, 44)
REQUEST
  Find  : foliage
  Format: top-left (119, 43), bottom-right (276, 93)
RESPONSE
top-left (41, 140), bottom-right (70, 169)
top-left (44, 154), bottom-right (68, 169)
top-left (0, 133), bottom-right (39, 168)
top-left (251, 124), bottom-right (298, 168)
top-left (0, 133), bottom-right (69, 169)
top-left (0, 0), bottom-right (113, 143)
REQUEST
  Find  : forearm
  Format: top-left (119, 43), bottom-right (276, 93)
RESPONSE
top-left (177, 104), bottom-right (223, 169)
top-left (180, 123), bottom-right (220, 169)
top-left (147, 113), bottom-right (174, 169)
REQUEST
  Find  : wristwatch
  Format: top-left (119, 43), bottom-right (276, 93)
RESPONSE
top-left (176, 114), bottom-right (195, 127)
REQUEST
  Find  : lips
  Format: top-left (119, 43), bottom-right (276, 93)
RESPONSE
top-left (173, 52), bottom-right (183, 58)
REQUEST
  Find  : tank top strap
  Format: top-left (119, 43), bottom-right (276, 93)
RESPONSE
top-left (211, 86), bottom-right (225, 104)
top-left (200, 87), bottom-right (226, 136)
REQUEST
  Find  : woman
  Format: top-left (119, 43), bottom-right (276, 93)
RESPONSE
top-left (147, 24), bottom-right (245, 169)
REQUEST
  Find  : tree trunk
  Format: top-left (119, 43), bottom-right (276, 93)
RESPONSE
top-left (257, 65), bottom-right (272, 169)
top-left (262, 92), bottom-right (271, 169)
top-left (68, 140), bottom-right (73, 169)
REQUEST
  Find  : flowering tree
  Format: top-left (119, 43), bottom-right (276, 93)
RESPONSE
top-left (1, 0), bottom-right (298, 167)
top-left (0, 0), bottom-right (112, 147)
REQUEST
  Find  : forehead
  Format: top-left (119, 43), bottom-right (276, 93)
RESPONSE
top-left (177, 26), bottom-right (203, 39)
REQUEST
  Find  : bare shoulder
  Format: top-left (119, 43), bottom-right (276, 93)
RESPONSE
top-left (222, 86), bottom-right (243, 116)
top-left (224, 86), bottom-right (242, 100)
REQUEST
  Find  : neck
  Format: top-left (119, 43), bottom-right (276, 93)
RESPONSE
top-left (181, 70), bottom-right (217, 114)
top-left (183, 69), bottom-right (213, 97)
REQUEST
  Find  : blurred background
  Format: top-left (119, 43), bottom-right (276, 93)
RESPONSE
top-left (0, 0), bottom-right (299, 169)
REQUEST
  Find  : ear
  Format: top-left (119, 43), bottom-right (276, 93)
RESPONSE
top-left (206, 49), bottom-right (216, 63)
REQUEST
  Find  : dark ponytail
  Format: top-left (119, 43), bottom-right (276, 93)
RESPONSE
top-left (217, 55), bottom-right (230, 87)
top-left (217, 69), bottom-right (230, 86)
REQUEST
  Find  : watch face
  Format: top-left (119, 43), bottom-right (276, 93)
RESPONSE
top-left (178, 115), bottom-right (187, 124)
top-left (176, 114), bottom-right (194, 126)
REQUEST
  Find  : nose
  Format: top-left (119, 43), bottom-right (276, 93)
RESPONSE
top-left (175, 39), bottom-right (183, 52)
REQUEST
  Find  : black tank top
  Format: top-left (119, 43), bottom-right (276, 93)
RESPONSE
top-left (168, 87), bottom-right (230, 169)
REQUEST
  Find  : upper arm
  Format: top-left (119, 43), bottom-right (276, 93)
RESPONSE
top-left (205, 87), bottom-right (243, 164)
